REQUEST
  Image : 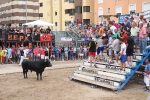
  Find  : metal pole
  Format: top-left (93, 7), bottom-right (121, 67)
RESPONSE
top-left (25, 0), bottom-right (28, 23)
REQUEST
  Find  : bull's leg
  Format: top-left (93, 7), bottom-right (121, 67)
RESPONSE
top-left (23, 69), bottom-right (26, 78)
top-left (36, 72), bottom-right (39, 80)
top-left (26, 69), bottom-right (28, 78)
top-left (40, 72), bottom-right (42, 80)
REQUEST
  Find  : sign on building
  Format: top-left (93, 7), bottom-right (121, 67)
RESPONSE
top-left (119, 15), bottom-right (130, 23)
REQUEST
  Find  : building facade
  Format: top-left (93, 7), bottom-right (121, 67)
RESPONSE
top-left (94, 0), bottom-right (150, 24)
top-left (0, 0), bottom-right (39, 27)
top-left (39, 0), bottom-right (94, 31)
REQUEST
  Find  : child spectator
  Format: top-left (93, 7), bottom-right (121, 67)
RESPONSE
top-left (119, 39), bottom-right (127, 73)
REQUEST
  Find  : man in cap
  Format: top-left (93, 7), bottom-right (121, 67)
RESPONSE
top-left (111, 35), bottom-right (120, 65)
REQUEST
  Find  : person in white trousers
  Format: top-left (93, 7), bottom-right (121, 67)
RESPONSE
top-left (19, 50), bottom-right (24, 66)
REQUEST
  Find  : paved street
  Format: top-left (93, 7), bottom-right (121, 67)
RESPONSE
top-left (0, 60), bottom-right (83, 75)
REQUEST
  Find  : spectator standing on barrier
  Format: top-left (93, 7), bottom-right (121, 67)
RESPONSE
top-left (88, 37), bottom-right (97, 67)
top-left (119, 39), bottom-right (127, 73)
top-left (139, 23), bottom-right (146, 54)
top-left (126, 33), bottom-right (134, 67)
top-left (111, 35), bottom-right (120, 65)
top-left (143, 58), bottom-right (150, 92)
top-left (46, 26), bottom-right (51, 34)
top-left (109, 21), bottom-right (117, 35)
top-left (96, 34), bottom-right (104, 62)
top-left (120, 27), bottom-right (127, 43)
top-left (131, 22), bottom-right (139, 53)
top-left (8, 26), bottom-right (14, 33)
top-left (124, 17), bottom-right (130, 32)
top-left (107, 31), bottom-right (114, 64)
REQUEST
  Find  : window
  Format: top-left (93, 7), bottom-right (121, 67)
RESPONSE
top-left (129, 4), bottom-right (136, 13)
top-left (98, 0), bottom-right (103, 4)
top-left (83, 6), bottom-right (90, 12)
top-left (75, 6), bottom-right (82, 14)
top-left (69, 9), bottom-right (75, 15)
top-left (55, 22), bottom-right (57, 26)
top-left (55, 11), bottom-right (57, 15)
top-left (69, 0), bottom-right (74, 3)
top-left (98, 7), bottom-right (103, 16)
top-left (39, 13), bottom-right (43, 17)
top-left (39, 3), bottom-right (43, 7)
top-left (54, 0), bottom-right (57, 4)
top-left (108, 8), bottom-right (110, 13)
top-left (65, 9), bottom-right (69, 14)
top-left (83, 19), bottom-right (90, 24)
top-left (142, 2), bottom-right (150, 12)
top-left (65, 9), bottom-right (75, 15)
top-left (116, 6), bottom-right (122, 14)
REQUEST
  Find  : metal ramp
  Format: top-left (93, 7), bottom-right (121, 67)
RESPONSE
top-left (69, 48), bottom-right (150, 91)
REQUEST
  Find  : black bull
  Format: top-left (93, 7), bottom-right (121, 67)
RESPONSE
top-left (22, 59), bottom-right (52, 80)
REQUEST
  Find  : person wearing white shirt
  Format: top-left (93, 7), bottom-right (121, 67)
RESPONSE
top-left (96, 35), bottom-right (104, 62)
top-left (119, 39), bottom-right (127, 72)
top-left (107, 31), bottom-right (114, 64)
top-left (109, 21), bottom-right (117, 35)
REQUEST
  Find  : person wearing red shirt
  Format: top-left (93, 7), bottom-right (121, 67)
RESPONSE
top-left (40, 47), bottom-right (45, 59)
top-left (33, 47), bottom-right (38, 61)
top-left (120, 27), bottom-right (127, 43)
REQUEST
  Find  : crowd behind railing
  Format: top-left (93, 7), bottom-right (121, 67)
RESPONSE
top-left (0, 25), bottom-right (53, 39)
top-left (0, 15), bottom-right (150, 66)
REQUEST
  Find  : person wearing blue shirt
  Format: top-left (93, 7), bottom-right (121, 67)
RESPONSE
top-left (143, 58), bottom-right (150, 92)
top-left (54, 46), bottom-right (59, 61)
top-left (64, 46), bottom-right (68, 61)
top-left (124, 17), bottom-right (130, 32)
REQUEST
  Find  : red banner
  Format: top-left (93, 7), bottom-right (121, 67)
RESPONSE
top-left (40, 34), bottom-right (52, 42)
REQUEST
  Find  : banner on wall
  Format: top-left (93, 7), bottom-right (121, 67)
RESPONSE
top-left (61, 37), bottom-right (72, 42)
top-left (40, 34), bottom-right (52, 42)
top-left (143, 10), bottom-right (150, 20)
top-left (6, 33), bottom-right (32, 42)
top-left (119, 15), bottom-right (130, 23)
